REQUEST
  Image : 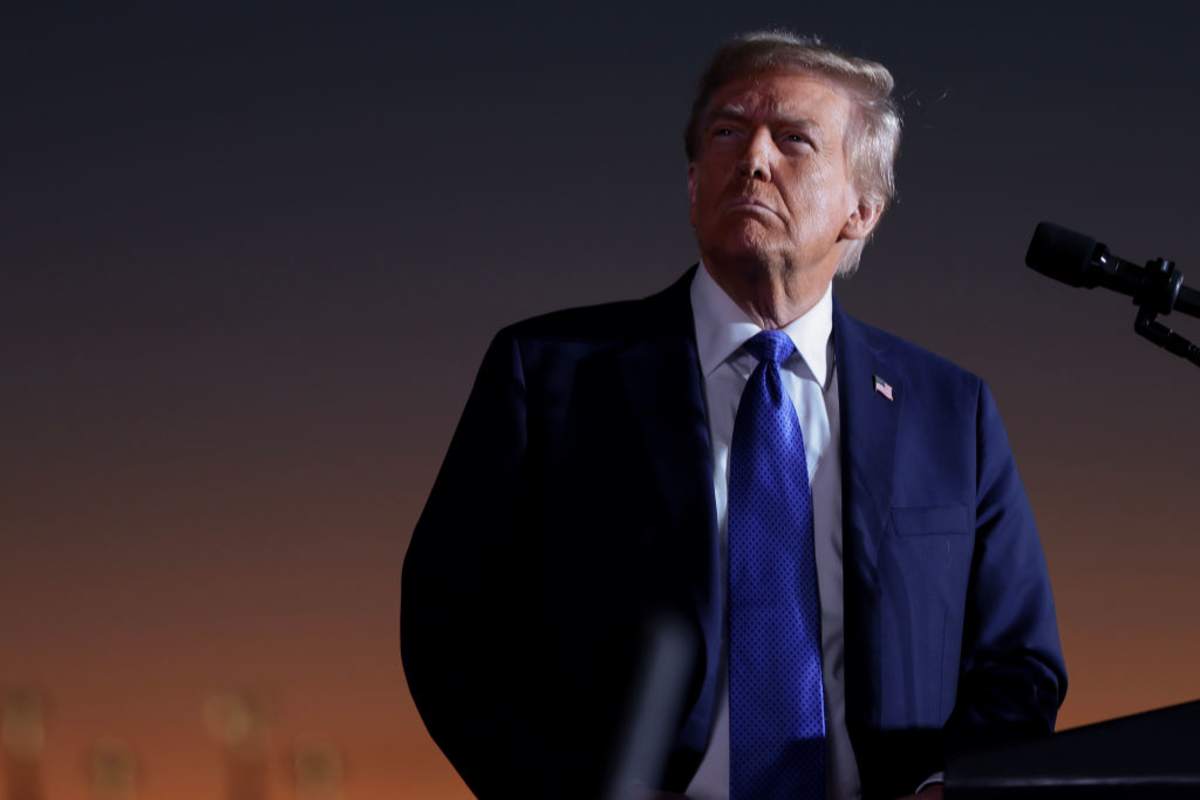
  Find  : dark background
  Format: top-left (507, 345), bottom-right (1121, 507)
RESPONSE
top-left (4, 2), bottom-right (1198, 797)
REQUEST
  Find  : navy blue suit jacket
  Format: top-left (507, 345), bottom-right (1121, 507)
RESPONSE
top-left (401, 267), bottom-right (1067, 799)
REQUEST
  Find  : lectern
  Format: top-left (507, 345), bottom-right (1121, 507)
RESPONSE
top-left (946, 700), bottom-right (1200, 798)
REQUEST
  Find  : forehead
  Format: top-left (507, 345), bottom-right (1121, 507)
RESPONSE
top-left (707, 69), bottom-right (853, 130)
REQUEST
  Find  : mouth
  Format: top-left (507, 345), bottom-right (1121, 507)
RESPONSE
top-left (724, 197), bottom-right (781, 219)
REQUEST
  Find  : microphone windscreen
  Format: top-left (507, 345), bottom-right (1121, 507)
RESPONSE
top-left (1026, 222), bottom-right (1101, 287)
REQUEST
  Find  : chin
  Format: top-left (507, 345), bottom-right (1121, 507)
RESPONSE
top-left (705, 230), bottom-right (782, 270)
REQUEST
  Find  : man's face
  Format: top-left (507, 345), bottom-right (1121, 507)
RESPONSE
top-left (688, 70), bottom-right (868, 280)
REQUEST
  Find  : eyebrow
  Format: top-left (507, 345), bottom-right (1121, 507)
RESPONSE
top-left (707, 105), bottom-right (823, 136)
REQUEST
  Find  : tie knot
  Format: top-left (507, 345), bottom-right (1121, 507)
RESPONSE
top-left (742, 330), bottom-right (796, 366)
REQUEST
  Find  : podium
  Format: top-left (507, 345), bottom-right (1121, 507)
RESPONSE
top-left (946, 700), bottom-right (1200, 798)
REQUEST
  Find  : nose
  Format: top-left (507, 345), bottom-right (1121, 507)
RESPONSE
top-left (737, 126), bottom-right (774, 181)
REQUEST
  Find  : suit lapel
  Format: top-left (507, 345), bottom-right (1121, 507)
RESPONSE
top-left (616, 268), bottom-right (722, 783)
top-left (834, 298), bottom-right (902, 733)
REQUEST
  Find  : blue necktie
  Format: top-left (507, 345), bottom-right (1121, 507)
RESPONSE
top-left (728, 330), bottom-right (826, 800)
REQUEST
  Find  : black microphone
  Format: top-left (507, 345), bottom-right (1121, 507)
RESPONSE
top-left (1025, 222), bottom-right (1200, 319)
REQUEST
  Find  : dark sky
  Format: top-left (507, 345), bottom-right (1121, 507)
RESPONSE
top-left (4, 3), bottom-right (1199, 797)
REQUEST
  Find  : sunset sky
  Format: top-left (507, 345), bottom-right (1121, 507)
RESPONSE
top-left (4, 2), bottom-right (1199, 797)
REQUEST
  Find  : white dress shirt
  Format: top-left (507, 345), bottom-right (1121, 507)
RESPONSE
top-left (685, 263), bottom-right (862, 800)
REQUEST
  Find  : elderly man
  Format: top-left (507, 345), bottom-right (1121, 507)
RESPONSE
top-left (401, 31), bottom-right (1067, 800)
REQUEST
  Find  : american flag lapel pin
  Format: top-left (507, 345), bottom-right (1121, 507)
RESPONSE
top-left (873, 374), bottom-right (894, 401)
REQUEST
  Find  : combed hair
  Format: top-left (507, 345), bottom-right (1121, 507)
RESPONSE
top-left (684, 31), bottom-right (902, 275)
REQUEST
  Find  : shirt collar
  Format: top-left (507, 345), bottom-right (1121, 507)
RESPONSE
top-left (690, 260), bottom-right (833, 388)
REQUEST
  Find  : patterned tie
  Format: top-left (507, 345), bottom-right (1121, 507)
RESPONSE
top-left (728, 330), bottom-right (826, 800)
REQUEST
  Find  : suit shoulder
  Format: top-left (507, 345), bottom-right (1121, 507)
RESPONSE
top-left (494, 272), bottom-right (692, 351)
top-left (500, 296), bottom-right (652, 346)
top-left (846, 312), bottom-right (983, 399)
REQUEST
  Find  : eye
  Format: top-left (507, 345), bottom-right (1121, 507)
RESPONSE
top-left (712, 127), bottom-right (735, 138)
top-left (783, 133), bottom-right (813, 147)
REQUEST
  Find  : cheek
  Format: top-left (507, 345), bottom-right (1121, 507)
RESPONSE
top-left (789, 168), bottom-right (851, 230)
top-left (694, 175), bottom-right (725, 224)
top-left (695, 155), bottom-right (735, 196)
top-left (694, 168), bottom-right (718, 201)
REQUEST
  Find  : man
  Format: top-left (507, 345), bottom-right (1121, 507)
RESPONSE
top-left (401, 31), bottom-right (1067, 800)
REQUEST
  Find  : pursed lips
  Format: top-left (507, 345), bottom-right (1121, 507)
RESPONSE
top-left (724, 197), bottom-right (782, 221)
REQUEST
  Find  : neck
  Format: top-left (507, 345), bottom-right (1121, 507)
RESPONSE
top-left (702, 256), bottom-right (832, 330)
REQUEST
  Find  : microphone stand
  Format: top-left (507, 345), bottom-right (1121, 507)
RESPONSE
top-left (1130, 257), bottom-right (1200, 368)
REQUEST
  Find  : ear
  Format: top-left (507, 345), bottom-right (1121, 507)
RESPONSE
top-left (839, 194), bottom-right (885, 242)
top-left (687, 162), bottom-right (698, 227)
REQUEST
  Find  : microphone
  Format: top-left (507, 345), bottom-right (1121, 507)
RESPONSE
top-left (1025, 222), bottom-right (1200, 319)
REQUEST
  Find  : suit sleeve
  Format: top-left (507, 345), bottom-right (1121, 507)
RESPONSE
top-left (400, 329), bottom-right (535, 796)
top-left (945, 378), bottom-right (1068, 753)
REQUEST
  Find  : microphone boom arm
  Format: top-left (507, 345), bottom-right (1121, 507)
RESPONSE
top-left (1132, 257), bottom-right (1200, 368)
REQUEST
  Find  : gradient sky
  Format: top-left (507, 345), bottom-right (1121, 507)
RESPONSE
top-left (4, 2), bottom-right (1199, 797)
